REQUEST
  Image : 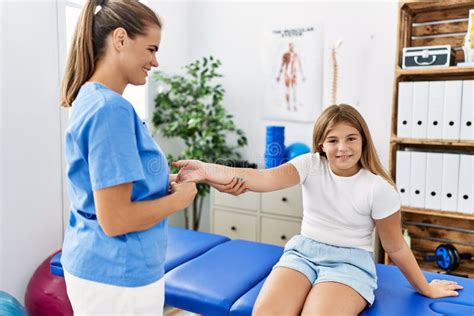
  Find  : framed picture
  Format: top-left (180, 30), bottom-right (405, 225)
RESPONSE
top-left (262, 25), bottom-right (322, 122)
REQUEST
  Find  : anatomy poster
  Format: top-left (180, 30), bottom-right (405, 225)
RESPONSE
top-left (262, 25), bottom-right (322, 122)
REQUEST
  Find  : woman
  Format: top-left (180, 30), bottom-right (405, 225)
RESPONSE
top-left (59, 0), bottom-right (196, 314)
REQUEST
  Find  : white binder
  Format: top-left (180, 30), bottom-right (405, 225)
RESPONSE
top-left (396, 151), bottom-right (411, 206)
top-left (442, 81), bottom-right (463, 140)
top-left (460, 80), bottom-right (473, 141)
top-left (441, 153), bottom-right (460, 211)
top-left (457, 154), bottom-right (473, 214)
top-left (397, 82), bottom-right (413, 138)
top-left (412, 81), bottom-right (429, 138)
top-left (409, 151), bottom-right (427, 208)
top-left (425, 152), bottom-right (443, 210)
top-left (427, 81), bottom-right (445, 139)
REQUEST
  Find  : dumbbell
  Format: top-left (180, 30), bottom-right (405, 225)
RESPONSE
top-left (424, 244), bottom-right (472, 271)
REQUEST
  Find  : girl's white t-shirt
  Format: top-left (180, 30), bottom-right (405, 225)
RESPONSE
top-left (289, 152), bottom-right (401, 252)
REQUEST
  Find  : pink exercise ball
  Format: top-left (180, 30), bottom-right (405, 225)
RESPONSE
top-left (24, 251), bottom-right (72, 316)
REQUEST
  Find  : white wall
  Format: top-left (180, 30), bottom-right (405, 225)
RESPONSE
top-left (150, 1), bottom-right (398, 232)
top-left (0, 0), bottom-right (64, 302)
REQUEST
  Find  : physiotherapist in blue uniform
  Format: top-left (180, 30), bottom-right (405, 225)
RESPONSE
top-left (58, 1), bottom-right (197, 314)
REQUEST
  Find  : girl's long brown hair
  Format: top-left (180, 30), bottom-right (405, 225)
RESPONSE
top-left (312, 104), bottom-right (395, 186)
top-left (60, 0), bottom-right (161, 107)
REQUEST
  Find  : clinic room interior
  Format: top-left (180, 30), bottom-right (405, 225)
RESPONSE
top-left (0, 0), bottom-right (473, 315)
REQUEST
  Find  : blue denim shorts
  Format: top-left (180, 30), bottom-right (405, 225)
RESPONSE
top-left (274, 235), bottom-right (378, 305)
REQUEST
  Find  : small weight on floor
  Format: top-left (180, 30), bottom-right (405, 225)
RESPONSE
top-left (424, 244), bottom-right (472, 272)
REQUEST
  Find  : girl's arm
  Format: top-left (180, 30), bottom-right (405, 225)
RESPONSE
top-left (173, 160), bottom-right (300, 193)
top-left (375, 211), bottom-right (463, 298)
top-left (93, 181), bottom-right (197, 237)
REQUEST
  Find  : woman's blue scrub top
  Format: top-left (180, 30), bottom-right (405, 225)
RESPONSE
top-left (61, 82), bottom-right (169, 287)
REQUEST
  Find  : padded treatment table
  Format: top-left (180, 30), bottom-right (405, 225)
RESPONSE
top-left (229, 279), bottom-right (266, 316)
top-left (164, 227), bottom-right (230, 272)
top-left (49, 227), bottom-right (474, 316)
top-left (361, 264), bottom-right (474, 316)
top-left (165, 239), bottom-right (283, 315)
top-left (229, 264), bottom-right (474, 316)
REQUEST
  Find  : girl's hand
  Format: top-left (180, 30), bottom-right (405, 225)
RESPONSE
top-left (208, 177), bottom-right (247, 196)
top-left (424, 279), bottom-right (463, 298)
top-left (173, 160), bottom-right (208, 183)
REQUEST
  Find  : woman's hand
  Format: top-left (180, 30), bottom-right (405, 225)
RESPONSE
top-left (169, 181), bottom-right (197, 210)
top-left (168, 174), bottom-right (178, 194)
top-left (169, 173), bottom-right (178, 183)
top-left (173, 160), bottom-right (208, 183)
top-left (424, 279), bottom-right (463, 298)
top-left (207, 177), bottom-right (247, 196)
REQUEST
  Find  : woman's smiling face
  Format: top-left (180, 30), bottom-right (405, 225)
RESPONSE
top-left (120, 25), bottom-right (161, 86)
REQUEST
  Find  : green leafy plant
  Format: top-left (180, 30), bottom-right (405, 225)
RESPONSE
top-left (152, 56), bottom-right (247, 230)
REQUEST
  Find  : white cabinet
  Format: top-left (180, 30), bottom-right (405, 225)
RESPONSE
top-left (213, 191), bottom-right (260, 212)
top-left (260, 217), bottom-right (301, 247)
top-left (210, 186), bottom-right (303, 246)
top-left (213, 209), bottom-right (257, 240)
top-left (261, 186), bottom-right (303, 217)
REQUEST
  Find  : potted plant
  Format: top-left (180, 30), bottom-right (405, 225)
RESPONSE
top-left (152, 56), bottom-right (248, 230)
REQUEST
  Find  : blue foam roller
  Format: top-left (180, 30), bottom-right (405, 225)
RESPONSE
top-left (265, 126), bottom-right (285, 168)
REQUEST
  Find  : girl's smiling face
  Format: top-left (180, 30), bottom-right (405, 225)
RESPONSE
top-left (321, 122), bottom-right (363, 177)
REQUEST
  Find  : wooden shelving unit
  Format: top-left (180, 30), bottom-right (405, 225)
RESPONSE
top-left (386, 0), bottom-right (474, 278)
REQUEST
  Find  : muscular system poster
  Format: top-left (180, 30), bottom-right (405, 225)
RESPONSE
top-left (262, 25), bottom-right (322, 122)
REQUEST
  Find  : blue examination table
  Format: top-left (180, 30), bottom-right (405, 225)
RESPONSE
top-left (51, 227), bottom-right (474, 315)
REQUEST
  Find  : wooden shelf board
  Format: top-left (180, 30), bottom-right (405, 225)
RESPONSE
top-left (391, 137), bottom-right (474, 147)
top-left (396, 66), bottom-right (474, 78)
top-left (401, 206), bottom-right (474, 220)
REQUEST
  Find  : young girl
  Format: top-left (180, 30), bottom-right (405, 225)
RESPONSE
top-left (59, 0), bottom-right (201, 314)
top-left (174, 104), bottom-right (463, 315)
